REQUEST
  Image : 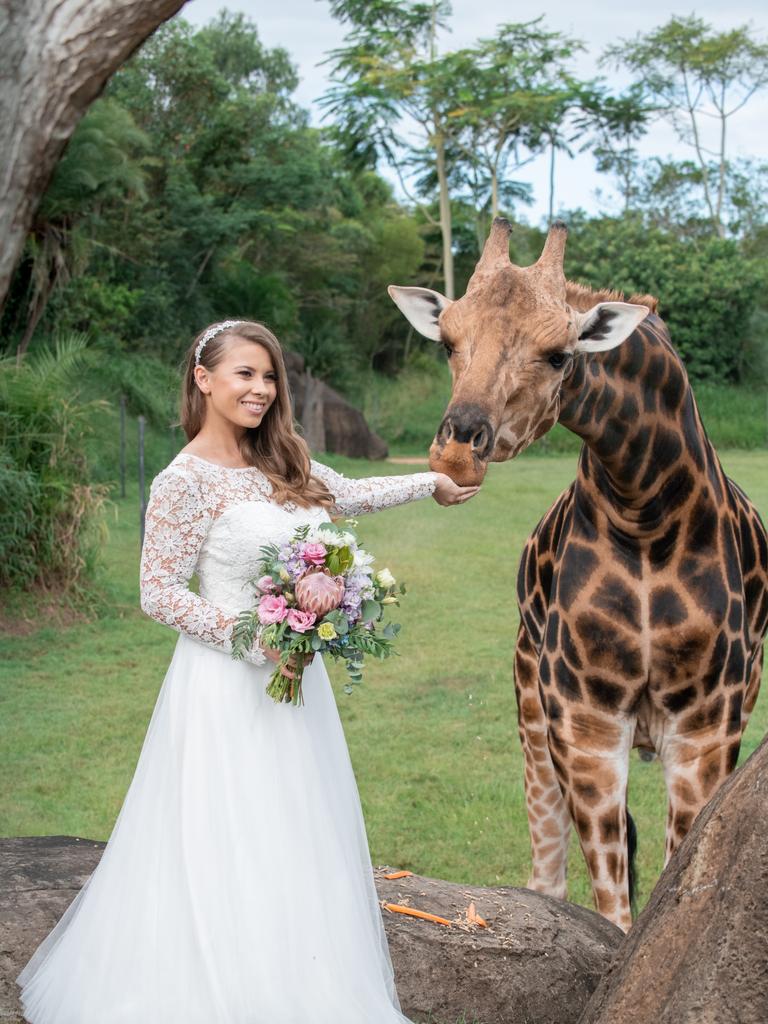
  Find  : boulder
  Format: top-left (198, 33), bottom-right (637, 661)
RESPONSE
top-left (375, 868), bottom-right (622, 1024)
top-left (0, 837), bottom-right (621, 1024)
top-left (579, 734), bottom-right (768, 1024)
top-left (284, 351), bottom-right (388, 460)
top-left (0, 836), bottom-right (105, 1019)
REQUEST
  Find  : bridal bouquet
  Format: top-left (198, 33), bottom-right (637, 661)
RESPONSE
top-left (231, 521), bottom-right (406, 706)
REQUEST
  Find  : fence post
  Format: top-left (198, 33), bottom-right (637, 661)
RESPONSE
top-left (119, 394), bottom-right (126, 498)
top-left (138, 415), bottom-right (146, 547)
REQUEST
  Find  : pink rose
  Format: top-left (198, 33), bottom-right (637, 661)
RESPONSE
top-left (300, 542), bottom-right (327, 566)
top-left (286, 608), bottom-right (317, 633)
top-left (295, 570), bottom-right (345, 618)
top-left (258, 594), bottom-right (288, 625)
top-left (256, 575), bottom-right (276, 593)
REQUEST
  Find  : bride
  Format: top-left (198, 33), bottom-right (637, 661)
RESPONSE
top-left (16, 319), bottom-right (478, 1023)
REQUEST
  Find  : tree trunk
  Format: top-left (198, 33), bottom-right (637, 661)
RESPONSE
top-left (491, 166), bottom-right (499, 220)
top-left (0, 0), bottom-right (188, 312)
top-left (548, 140), bottom-right (556, 224)
top-left (301, 370), bottom-right (326, 453)
top-left (434, 134), bottom-right (454, 301)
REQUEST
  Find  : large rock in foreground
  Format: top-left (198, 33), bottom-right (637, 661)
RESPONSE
top-left (579, 734), bottom-right (768, 1024)
top-left (0, 837), bottom-right (620, 1024)
top-left (375, 868), bottom-right (621, 1023)
top-left (0, 836), bottom-right (105, 1019)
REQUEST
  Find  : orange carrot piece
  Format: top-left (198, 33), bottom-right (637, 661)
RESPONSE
top-left (383, 903), bottom-right (452, 927)
top-left (466, 901), bottom-right (488, 928)
top-left (383, 871), bottom-right (414, 880)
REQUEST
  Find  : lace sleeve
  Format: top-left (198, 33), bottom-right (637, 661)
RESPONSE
top-left (310, 460), bottom-right (438, 516)
top-left (139, 467), bottom-right (266, 666)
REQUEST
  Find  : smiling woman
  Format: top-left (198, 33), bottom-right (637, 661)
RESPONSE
top-left (15, 318), bottom-right (480, 1023)
top-left (178, 319), bottom-right (336, 508)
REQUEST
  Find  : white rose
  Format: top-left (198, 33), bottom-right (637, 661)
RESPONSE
top-left (376, 567), bottom-right (396, 588)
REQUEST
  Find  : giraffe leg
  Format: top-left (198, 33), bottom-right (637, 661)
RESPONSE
top-left (659, 727), bottom-right (740, 863)
top-left (547, 710), bottom-right (635, 932)
top-left (514, 623), bottom-right (571, 900)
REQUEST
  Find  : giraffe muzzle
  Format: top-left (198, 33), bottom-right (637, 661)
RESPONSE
top-left (428, 404), bottom-right (495, 485)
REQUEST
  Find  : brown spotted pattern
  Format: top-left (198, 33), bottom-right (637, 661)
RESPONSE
top-left (516, 314), bottom-right (768, 930)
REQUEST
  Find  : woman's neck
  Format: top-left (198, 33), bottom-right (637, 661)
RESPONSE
top-left (182, 420), bottom-right (247, 468)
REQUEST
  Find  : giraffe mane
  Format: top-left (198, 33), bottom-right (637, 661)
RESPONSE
top-left (565, 280), bottom-right (658, 315)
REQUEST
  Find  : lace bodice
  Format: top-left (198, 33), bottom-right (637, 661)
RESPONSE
top-left (139, 453), bottom-right (437, 664)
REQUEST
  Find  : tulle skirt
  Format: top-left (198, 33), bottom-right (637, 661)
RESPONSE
top-left (17, 635), bottom-right (411, 1023)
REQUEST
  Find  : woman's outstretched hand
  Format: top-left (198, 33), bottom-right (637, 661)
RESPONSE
top-left (432, 473), bottom-right (481, 507)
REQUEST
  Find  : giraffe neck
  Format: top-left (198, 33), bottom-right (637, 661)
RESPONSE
top-left (558, 316), bottom-right (717, 529)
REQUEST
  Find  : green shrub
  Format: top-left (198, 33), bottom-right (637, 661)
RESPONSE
top-left (0, 452), bottom-right (40, 586)
top-left (0, 336), bottom-right (110, 593)
top-left (363, 353), bottom-right (452, 453)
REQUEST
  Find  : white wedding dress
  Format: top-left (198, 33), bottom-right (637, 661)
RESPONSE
top-left (17, 453), bottom-right (437, 1024)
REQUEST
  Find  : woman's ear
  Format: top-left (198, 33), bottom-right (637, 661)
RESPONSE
top-left (193, 365), bottom-right (211, 395)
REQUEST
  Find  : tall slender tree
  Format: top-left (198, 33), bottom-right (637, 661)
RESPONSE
top-left (323, 1), bottom-right (461, 297)
top-left (442, 20), bottom-right (582, 240)
top-left (604, 16), bottom-right (768, 237)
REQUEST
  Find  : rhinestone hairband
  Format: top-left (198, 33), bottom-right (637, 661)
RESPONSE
top-left (194, 320), bottom-right (243, 365)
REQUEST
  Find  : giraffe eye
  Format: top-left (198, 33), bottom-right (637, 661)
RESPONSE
top-left (549, 352), bottom-right (568, 369)
top-left (442, 342), bottom-right (454, 358)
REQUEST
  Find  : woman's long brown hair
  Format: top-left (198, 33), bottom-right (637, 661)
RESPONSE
top-left (180, 321), bottom-right (333, 509)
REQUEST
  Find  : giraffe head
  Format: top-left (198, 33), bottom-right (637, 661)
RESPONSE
top-left (389, 219), bottom-right (650, 485)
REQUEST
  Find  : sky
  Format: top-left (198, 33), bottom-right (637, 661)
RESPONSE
top-left (181, 0), bottom-right (768, 225)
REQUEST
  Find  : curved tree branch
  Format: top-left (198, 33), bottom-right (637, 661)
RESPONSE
top-left (0, 0), bottom-right (188, 311)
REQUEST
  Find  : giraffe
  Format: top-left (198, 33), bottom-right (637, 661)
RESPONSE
top-left (388, 218), bottom-right (768, 932)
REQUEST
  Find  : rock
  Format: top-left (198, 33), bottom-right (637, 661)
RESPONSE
top-left (284, 351), bottom-right (388, 461)
top-left (375, 868), bottom-right (621, 1024)
top-left (0, 836), bottom-right (105, 1021)
top-left (579, 734), bottom-right (768, 1024)
top-left (0, 837), bottom-right (621, 1024)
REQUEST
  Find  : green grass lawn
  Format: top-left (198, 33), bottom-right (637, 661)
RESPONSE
top-left (1, 451), bottom-right (767, 916)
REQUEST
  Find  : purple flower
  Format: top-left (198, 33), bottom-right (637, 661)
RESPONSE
top-left (286, 556), bottom-right (306, 581)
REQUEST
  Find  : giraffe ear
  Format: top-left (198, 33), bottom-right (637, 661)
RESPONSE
top-left (574, 302), bottom-right (650, 354)
top-left (388, 285), bottom-right (452, 342)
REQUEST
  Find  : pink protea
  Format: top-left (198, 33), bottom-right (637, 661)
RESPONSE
top-left (295, 570), bottom-right (345, 618)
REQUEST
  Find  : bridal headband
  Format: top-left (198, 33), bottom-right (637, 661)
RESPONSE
top-left (194, 320), bottom-right (244, 365)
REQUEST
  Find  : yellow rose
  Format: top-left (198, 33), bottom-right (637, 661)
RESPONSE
top-left (317, 622), bottom-right (337, 641)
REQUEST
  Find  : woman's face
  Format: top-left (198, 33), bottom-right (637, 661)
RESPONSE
top-left (194, 338), bottom-right (278, 432)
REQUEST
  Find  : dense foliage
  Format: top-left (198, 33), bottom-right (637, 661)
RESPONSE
top-left (1, 8), bottom-right (767, 596)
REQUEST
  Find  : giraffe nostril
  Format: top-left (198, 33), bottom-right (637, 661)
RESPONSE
top-left (437, 419), bottom-right (454, 445)
top-left (471, 426), bottom-right (488, 451)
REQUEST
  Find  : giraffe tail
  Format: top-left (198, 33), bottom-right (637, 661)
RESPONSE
top-left (627, 805), bottom-right (638, 917)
